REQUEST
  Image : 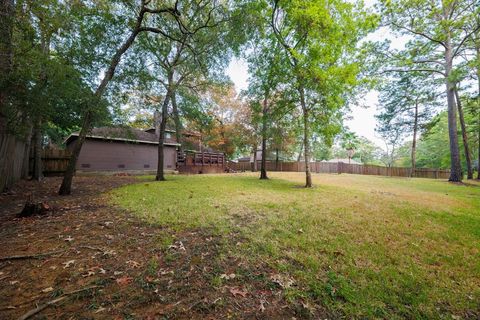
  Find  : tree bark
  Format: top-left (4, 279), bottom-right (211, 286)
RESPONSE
top-left (32, 120), bottom-right (43, 181)
top-left (252, 144), bottom-right (257, 172)
top-left (275, 148), bottom-right (279, 171)
top-left (0, 0), bottom-right (15, 191)
top-left (299, 84), bottom-right (312, 188)
top-left (476, 43), bottom-right (480, 180)
top-left (411, 99), bottom-right (418, 177)
top-left (156, 83), bottom-right (172, 181)
top-left (454, 86), bottom-right (473, 179)
top-left (260, 96), bottom-right (268, 180)
top-left (444, 43), bottom-right (463, 182)
top-left (21, 124), bottom-right (32, 179)
top-left (171, 92), bottom-right (183, 152)
top-left (59, 4), bottom-right (148, 195)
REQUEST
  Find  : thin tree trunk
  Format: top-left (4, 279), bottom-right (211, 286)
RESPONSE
top-left (260, 96), bottom-right (268, 180)
top-left (476, 43), bottom-right (480, 180)
top-left (59, 5), bottom-right (148, 195)
top-left (252, 144), bottom-right (257, 172)
top-left (445, 43), bottom-right (463, 182)
top-left (275, 148), bottom-right (279, 171)
top-left (156, 86), bottom-right (172, 181)
top-left (297, 148), bottom-right (303, 162)
top-left (21, 124), bottom-right (33, 179)
top-left (411, 99), bottom-right (419, 177)
top-left (32, 120), bottom-right (43, 181)
top-left (454, 86), bottom-right (473, 179)
top-left (299, 85), bottom-right (312, 188)
top-left (171, 92), bottom-right (183, 152)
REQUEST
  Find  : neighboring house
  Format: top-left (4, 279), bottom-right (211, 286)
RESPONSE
top-left (64, 127), bottom-right (201, 172)
top-left (322, 158), bottom-right (361, 165)
top-left (237, 150), bottom-right (287, 163)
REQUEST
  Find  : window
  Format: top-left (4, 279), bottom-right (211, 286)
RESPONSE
top-left (81, 164), bottom-right (90, 168)
top-left (118, 164), bottom-right (125, 169)
top-left (166, 133), bottom-right (171, 139)
top-left (144, 164), bottom-right (150, 168)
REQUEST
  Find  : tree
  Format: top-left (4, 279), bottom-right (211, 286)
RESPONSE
top-left (0, 0), bottom-right (16, 191)
top-left (377, 71), bottom-right (437, 176)
top-left (59, 0), bottom-right (181, 195)
top-left (266, 0), bottom-right (375, 187)
top-left (379, 0), bottom-right (480, 181)
top-left (245, 32), bottom-right (291, 179)
top-left (377, 124), bottom-right (405, 168)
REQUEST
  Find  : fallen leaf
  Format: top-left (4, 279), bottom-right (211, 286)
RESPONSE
top-left (94, 307), bottom-right (106, 313)
top-left (126, 260), bottom-right (141, 268)
top-left (64, 236), bottom-right (74, 242)
top-left (82, 271), bottom-right (95, 277)
top-left (102, 250), bottom-right (116, 256)
top-left (271, 274), bottom-right (295, 289)
top-left (220, 273), bottom-right (236, 280)
top-left (113, 271), bottom-right (123, 276)
top-left (116, 276), bottom-right (133, 286)
top-left (10, 280), bottom-right (19, 285)
top-left (42, 287), bottom-right (54, 293)
top-left (259, 299), bottom-right (267, 312)
top-left (63, 260), bottom-right (75, 269)
top-left (229, 287), bottom-right (248, 298)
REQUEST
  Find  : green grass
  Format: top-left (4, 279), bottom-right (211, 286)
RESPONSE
top-left (111, 172), bottom-right (480, 319)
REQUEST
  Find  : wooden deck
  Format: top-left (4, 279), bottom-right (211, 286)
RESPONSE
top-left (177, 151), bottom-right (227, 174)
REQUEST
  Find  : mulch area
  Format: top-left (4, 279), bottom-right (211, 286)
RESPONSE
top-left (0, 176), bottom-right (306, 319)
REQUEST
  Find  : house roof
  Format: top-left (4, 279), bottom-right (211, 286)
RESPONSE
top-left (322, 158), bottom-right (361, 164)
top-left (64, 127), bottom-right (180, 146)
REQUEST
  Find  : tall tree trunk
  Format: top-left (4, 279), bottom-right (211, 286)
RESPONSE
top-left (454, 86), bottom-right (473, 179)
top-left (156, 73), bottom-right (173, 181)
top-left (32, 33), bottom-right (50, 181)
top-left (411, 99), bottom-right (419, 177)
top-left (171, 92), bottom-right (183, 152)
top-left (32, 120), bottom-right (43, 181)
top-left (252, 144), bottom-right (257, 172)
top-left (275, 148), bottom-right (279, 171)
top-left (445, 44), bottom-right (463, 182)
top-left (21, 123), bottom-right (32, 179)
top-left (0, 0), bottom-right (15, 192)
top-left (260, 96), bottom-right (268, 180)
top-left (59, 6), bottom-right (147, 195)
top-left (299, 85), bottom-right (312, 188)
top-left (476, 43), bottom-right (480, 180)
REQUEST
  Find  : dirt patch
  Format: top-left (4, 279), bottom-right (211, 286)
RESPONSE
top-left (0, 177), bottom-right (310, 319)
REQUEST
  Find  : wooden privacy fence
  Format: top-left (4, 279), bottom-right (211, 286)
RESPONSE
top-left (30, 148), bottom-right (71, 176)
top-left (230, 161), bottom-right (451, 179)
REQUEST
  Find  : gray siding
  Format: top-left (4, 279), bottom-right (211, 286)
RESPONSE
top-left (71, 139), bottom-right (176, 171)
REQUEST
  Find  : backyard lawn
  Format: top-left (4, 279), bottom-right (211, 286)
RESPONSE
top-left (112, 172), bottom-right (480, 319)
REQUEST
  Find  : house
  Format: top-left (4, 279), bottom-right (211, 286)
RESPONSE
top-left (237, 149), bottom-right (287, 163)
top-left (64, 126), bottom-right (201, 172)
top-left (322, 158), bottom-right (362, 165)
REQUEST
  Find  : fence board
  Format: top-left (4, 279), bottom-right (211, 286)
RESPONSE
top-left (229, 161), bottom-right (450, 179)
top-left (30, 148), bottom-right (71, 176)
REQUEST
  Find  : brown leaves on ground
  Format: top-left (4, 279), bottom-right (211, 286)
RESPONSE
top-left (0, 176), bottom-right (307, 319)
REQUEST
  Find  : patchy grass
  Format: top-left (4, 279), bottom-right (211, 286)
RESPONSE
top-left (112, 172), bottom-right (480, 319)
